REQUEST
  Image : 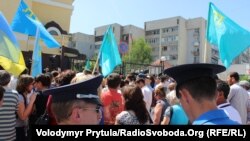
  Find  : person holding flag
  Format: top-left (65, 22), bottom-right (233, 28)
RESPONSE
top-left (93, 26), bottom-right (122, 77)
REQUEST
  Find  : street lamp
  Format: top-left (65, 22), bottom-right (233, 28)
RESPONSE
top-left (160, 56), bottom-right (166, 74)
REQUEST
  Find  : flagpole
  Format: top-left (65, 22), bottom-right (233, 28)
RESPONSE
top-left (92, 51), bottom-right (101, 75)
top-left (129, 26), bottom-right (131, 63)
top-left (31, 27), bottom-right (40, 76)
top-left (128, 25), bottom-right (133, 73)
top-left (27, 35), bottom-right (30, 73)
top-left (204, 40), bottom-right (207, 63)
top-left (159, 28), bottom-right (162, 60)
top-left (27, 35), bottom-right (29, 53)
top-left (93, 25), bottom-right (121, 77)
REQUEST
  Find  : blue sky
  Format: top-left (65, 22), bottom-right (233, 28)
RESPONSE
top-left (70, 0), bottom-right (250, 35)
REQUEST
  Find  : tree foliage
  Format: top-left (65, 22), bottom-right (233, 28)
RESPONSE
top-left (240, 74), bottom-right (249, 81)
top-left (122, 38), bottom-right (152, 64)
top-left (89, 53), bottom-right (98, 71)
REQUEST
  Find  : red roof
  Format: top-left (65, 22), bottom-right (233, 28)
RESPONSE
top-left (151, 59), bottom-right (172, 69)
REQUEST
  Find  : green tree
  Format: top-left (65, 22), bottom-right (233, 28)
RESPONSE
top-left (121, 38), bottom-right (152, 75)
top-left (123, 38), bottom-right (152, 64)
top-left (89, 54), bottom-right (98, 71)
top-left (240, 74), bottom-right (249, 81)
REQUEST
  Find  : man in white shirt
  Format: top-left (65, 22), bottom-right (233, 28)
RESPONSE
top-left (239, 80), bottom-right (250, 96)
top-left (216, 80), bottom-right (242, 124)
top-left (145, 75), bottom-right (154, 92)
top-left (239, 80), bottom-right (250, 124)
top-left (227, 72), bottom-right (249, 124)
top-left (136, 78), bottom-right (152, 112)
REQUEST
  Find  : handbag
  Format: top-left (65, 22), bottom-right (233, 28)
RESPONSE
top-left (35, 95), bottom-right (52, 125)
top-left (35, 109), bottom-right (50, 125)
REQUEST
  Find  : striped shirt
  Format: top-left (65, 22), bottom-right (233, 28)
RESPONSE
top-left (0, 88), bottom-right (18, 141)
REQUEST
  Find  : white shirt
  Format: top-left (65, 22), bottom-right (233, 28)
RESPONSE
top-left (7, 75), bottom-right (18, 90)
top-left (228, 83), bottom-right (249, 124)
top-left (141, 85), bottom-right (152, 112)
top-left (75, 72), bottom-right (83, 77)
top-left (218, 102), bottom-right (242, 124)
top-left (247, 98), bottom-right (250, 124)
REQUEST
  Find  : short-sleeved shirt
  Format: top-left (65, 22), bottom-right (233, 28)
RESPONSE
top-left (247, 99), bottom-right (250, 124)
top-left (164, 104), bottom-right (188, 125)
top-left (16, 94), bottom-right (28, 127)
top-left (217, 102), bottom-right (242, 124)
top-left (101, 88), bottom-right (123, 125)
top-left (156, 99), bottom-right (170, 123)
top-left (141, 85), bottom-right (152, 112)
top-left (0, 88), bottom-right (19, 141)
top-left (193, 109), bottom-right (239, 125)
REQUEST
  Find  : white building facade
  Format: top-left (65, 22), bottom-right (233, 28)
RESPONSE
top-left (145, 16), bottom-right (219, 66)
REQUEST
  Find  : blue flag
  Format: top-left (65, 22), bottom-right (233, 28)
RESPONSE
top-left (31, 28), bottom-right (42, 77)
top-left (206, 3), bottom-right (250, 68)
top-left (11, 0), bottom-right (60, 48)
top-left (0, 12), bottom-right (26, 76)
top-left (99, 26), bottom-right (122, 77)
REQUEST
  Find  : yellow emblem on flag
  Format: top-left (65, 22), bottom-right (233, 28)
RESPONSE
top-left (213, 10), bottom-right (224, 27)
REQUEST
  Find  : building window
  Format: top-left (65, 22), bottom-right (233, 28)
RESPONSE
top-left (47, 27), bottom-right (61, 36)
top-left (95, 36), bottom-right (103, 42)
top-left (95, 45), bottom-right (100, 49)
top-left (172, 26), bottom-right (178, 32)
top-left (49, 30), bottom-right (58, 35)
top-left (122, 34), bottom-right (129, 42)
top-left (72, 42), bottom-right (76, 47)
top-left (171, 54), bottom-right (178, 60)
top-left (146, 29), bottom-right (160, 36)
top-left (211, 58), bottom-right (218, 64)
top-left (146, 31), bottom-right (151, 36)
top-left (168, 36), bottom-right (173, 42)
top-left (194, 28), bottom-right (199, 33)
top-left (174, 35), bottom-right (178, 41)
top-left (163, 46), bottom-right (168, 51)
top-left (173, 36), bottom-right (176, 41)
top-left (194, 56), bottom-right (199, 63)
top-left (153, 30), bottom-right (159, 35)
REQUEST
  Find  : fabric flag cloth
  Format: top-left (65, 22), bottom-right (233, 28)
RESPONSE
top-left (206, 2), bottom-right (250, 68)
top-left (99, 26), bottom-right (122, 77)
top-left (31, 28), bottom-right (42, 77)
top-left (0, 12), bottom-right (26, 76)
top-left (84, 59), bottom-right (91, 71)
top-left (11, 0), bottom-right (60, 48)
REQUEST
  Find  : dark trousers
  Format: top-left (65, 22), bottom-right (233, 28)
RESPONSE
top-left (16, 127), bottom-right (26, 141)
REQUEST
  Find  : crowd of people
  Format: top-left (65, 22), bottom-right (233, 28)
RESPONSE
top-left (0, 63), bottom-right (250, 140)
